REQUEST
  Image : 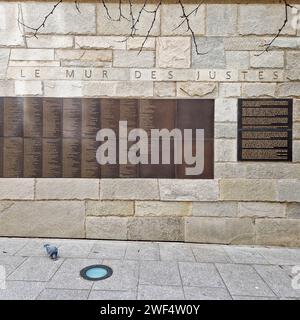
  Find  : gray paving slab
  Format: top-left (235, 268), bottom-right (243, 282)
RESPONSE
top-left (92, 260), bottom-right (139, 291)
top-left (37, 288), bottom-right (89, 300)
top-left (179, 262), bottom-right (225, 288)
top-left (139, 261), bottom-right (182, 286)
top-left (47, 258), bottom-right (99, 290)
top-left (216, 263), bottom-right (275, 297)
top-left (254, 265), bottom-right (300, 298)
top-left (89, 290), bottom-right (137, 300)
top-left (255, 248), bottom-right (300, 266)
top-left (184, 286), bottom-right (232, 300)
top-left (8, 256), bottom-right (63, 281)
top-left (159, 243), bottom-right (195, 262)
top-left (192, 245), bottom-right (231, 263)
top-left (0, 281), bottom-right (45, 300)
top-left (232, 296), bottom-right (278, 300)
top-left (89, 241), bottom-right (127, 260)
top-left (125, 242), bottom-right (159, 261)
top-left (0, 238), bottom-right (28, 256)
top-left (223, 246), bottom-right (269, 264)
top-left (15, 238), bottom-right (59, 257)
top-left (138, 285), bottom-right (185, 300)
top-left (0, 256), bottom-right (27, 275)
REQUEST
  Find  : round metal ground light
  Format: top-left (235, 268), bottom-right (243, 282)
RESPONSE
top-left (80, 265), bottom-right (113, 281)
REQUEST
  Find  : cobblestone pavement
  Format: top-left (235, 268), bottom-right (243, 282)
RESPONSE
top-left (0, 237), bottom-right (299, 300)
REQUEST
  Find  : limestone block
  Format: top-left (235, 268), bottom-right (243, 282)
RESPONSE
top-left (255, 219), bottom-right (300, 246)
top-left (215, 139), bottom-right (236, 162)
top-left (238, 202), bottom-right (286, 218)
top-left (0, 201), bottom-right (85, 238)
top-left (86, 201), bottom-right (134, 216)
top-left (0, 80), bottom-right (14, 96)
top-left (226, 51), bottom-right (249, 69)
top-left (86, 217), bottom-right (128, 240)
top-left (44, 81), bottom-right (83, 97)
top-left (128, 217), bottom-right (184, 241)
top-left (126, 37), bottom-right (155, 50)
top-left (159, 180), bottom-right (219, 201)
top-left (55, 49), bottom-right (112, 61)
top-left (185, 217), bottom-right (255, 244)
top-left (154, 82), bottom-right (176, 97)
top-left (250, 51), bottom-right (284, 68)
top-left (135, 201), bottom-right (191, 217)
top-left (277, 83), bottom-right (300, 98)
top-left (176, 82), bottom-right (217, 98)
top-left (286, 203), bottom-right (300, 218)
top-left (27, 36), bottom-right (74, 48)
top-left (224, 37), bottom-right (271, 51)
top-left (277, 180), bottom-right (300, 202)
top-left (0, 49), bottom-right (9, 79)
top-left (295, 100), bottom-right (300, 122)
top-left (100, 179), bottom-right (159, 200)
top-left (10, 49), bottom-right (54, 61)
top-left (15, 81), bottom-right (42, 96)
top-left (215, 123), bottom-right (237, 139)
top-left (75, 36), bottom-right (127, 49)
top-left (293, 141), bottom-right (300, 162)
top-left (192, 202), bottom-right (238, 217)
top-left (157, 37), bottom-right (190, 68)
top-left (220, 179), bottom-right (277, 201)
top-left (242, 83), bottom-right (276, 97)
top-left (0, 179), bottom-right (34, 200)
top-left (219, 83), bottom-right (241, 98)
top-left (113, 50), bottom-right (155, 67)
top-left (35, 179), bottom-right (99, 200)
top-left (214, 98), bottom-right (237, 122)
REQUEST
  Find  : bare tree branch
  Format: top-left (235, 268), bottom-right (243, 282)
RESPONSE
top-left (101, 0), bottom-right (129, 22)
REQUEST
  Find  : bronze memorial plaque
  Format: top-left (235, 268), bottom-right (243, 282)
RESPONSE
top-left (238, 99), bottom-right (293, 161)
top-left (0, 97), bottom-right (214, 178)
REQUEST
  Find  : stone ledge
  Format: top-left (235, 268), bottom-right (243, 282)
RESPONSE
top-left (35, 179), bottom-right (99, 200)
top-left (0, 179), bottom-right (34, 200)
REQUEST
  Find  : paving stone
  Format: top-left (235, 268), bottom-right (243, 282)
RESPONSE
top-left (125, 242), bottom-right (159, 261)
top-left (159, 243), bottom-right (195, 262)
top-left (0, 281), bottom-right (45, 300)
top-left (38, 289), bottom-right (89, 300)
top-left (0, 256), bottom-right (27, 275)
top-left (192, 245), bottom-right (231, 263)
top-left (8, 256), bottom-right (63, 281)
top-left (255, 248), bottom-right (300, 266)
top-left (232, 295), bottom-right (278, 300)
top-left (179, 262), bottom-right (224, 288)
top-left (15, 238), bottom-right (60, 257)
top-left (89, 290), bottom-right (136, 300)
top-left (138, 285), bottom-right (184, 300)
top-left (216, 264), bottom-right (275, 297)
top-left (47, 258), bottom-right (99, 290)
top-left (89, 241), bottom-right (127, 260)
top-left (184, 286), bottom-right (232, 300)
top-left (254, 265), bottom-right (300, 298)
top-left (224, 246), bottom-right (269, 265)
top-left (139, 261), bottom-right (181, 286)
top-left (0, 238), bottom-right (28, 256)
top-left (92, 260), bottom-right (139, 291)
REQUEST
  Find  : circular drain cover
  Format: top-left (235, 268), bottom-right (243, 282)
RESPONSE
top-left (80, 265), bottom-right (113, 281)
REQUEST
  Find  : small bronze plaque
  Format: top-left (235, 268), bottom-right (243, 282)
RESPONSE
top-left (238, 99), bottom-right (293, 161)
top-left (0, 97), bottom-right (214, 178)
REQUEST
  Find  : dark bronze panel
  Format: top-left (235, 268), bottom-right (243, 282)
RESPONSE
top-left (0, 97), bottom-right (215, 179)
top-left (238, 99), bottom-right (293, 161)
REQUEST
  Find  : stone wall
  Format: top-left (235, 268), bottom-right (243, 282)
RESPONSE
top-left (0, 1), bottom-right (300, 246)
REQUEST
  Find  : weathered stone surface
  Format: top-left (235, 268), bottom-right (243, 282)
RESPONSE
top-left (185, 217), bottom-right (255, 244)
top-left (295, 100), bottom-right (300, 122)
top-left (35, 179), bottom-right (99, 200)
top-left (159, 180), bottom-right (219, 201)
top-left (286, 51), bottom-right (300, 69)
top-left (250, 51), bottom-right (284, 68)
top-left (0, 3), bottom-right (24, 46)
top-left (61, 60), bottom-right (110, 68)
top-left (177, 82), bottom-right (217, 98)
top-left (294, 141), bottom-right (300, 162)
top-left (75, 36), bottom-right (126, 49)
top-left (154, 82), bottom-right (176, 97)
top-left (157, 37), bottom-right (190, 68)
top-left (286, 203), bottom-right (300, 218)
top-left (100, 179), bottom-right (159, 200)
top-left (220, 179), bottom-right (277, 201)
top-left (192, 38), bottom-right (225, 68)
top-left (214, 99), bottom-right (237, 122)
top-left (239, 5), bottom-right (295, 35)
top-left (10, 49), bottom-right (54, 61)
top-left (219, 83), bottom-right (241, 98)
top-left (215, 139), bottom-right (236, 162)
top-left (128, 217), bottom-right (184, 241)
top-left (277, 180), bottom-right (300, 202)
top-left (242, 83), bottom-right (276, 97)
top-left (0, 49), bottom-right (9, 79)
top-left (238, 202), bottom-right (286, 218)
top-left (192, 202), bottom-right (237, 217)
top-left (135, 201), bottom-right (191, 217)
top-left (215, 163), bottom-right (300, 179)
top-left (0, 201), bottom-right (85, 238)
top-left (215, 123), bottom-right (237, 139)
top-left (9, 61), bottom-right (60, 67)
top-left (86, 201), bottom-right (134, 216)
top-left (113, 50), bottom-right (155, 67)
top-left (44, 81), bottom-right (83, 97)
top-left (226, 51), bottom-right (249, 68)
top-left (22, 3), bottom-right (96, 34)
top-left (55, 49), bottom-right (112, 61)
top-left (293, 124), bottom-right (300, 139)
top-left (272, 37), bottom-right (300, 49)
top-left (0, 80), bottom-right (14, 96)
top-left (0, 179), bottom-right (34, 200)
top-left (15, 81), bottom-right (42, 96)
top-left (255, 219), bottom-right (300, 246)
top-left (277, 83), bottom-right (300, 98)
top-left (97, 3), bottom-right (160, 36)
top-left (161, 4), bottom-right (204, 36)
top-left (207, 4), bottom-right (237, 36)
top-left (27, 36), bottom-right (74, 48)
top-left (126, 37), bottom-right (155, 50)
top-left (86, 217), bottom-right (128, 240)
top-left (224, 37), bottom-right (270, 51)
